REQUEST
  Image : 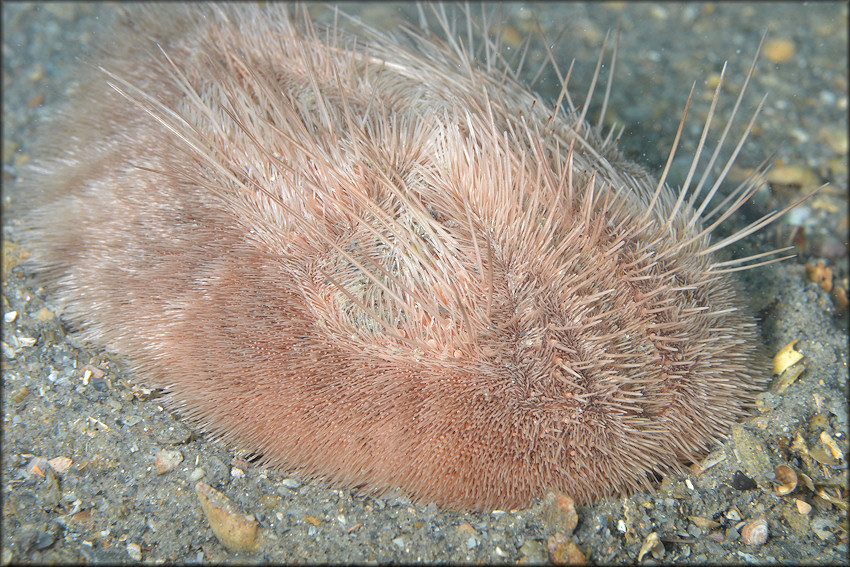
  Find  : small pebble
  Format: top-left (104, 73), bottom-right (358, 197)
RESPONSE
top-left (195, 482), bottom-right (258, 552)
top-left (34, 307), bottom-right (55, 321)
top-left (4, 310), bottom-right (17, 323)
top-left (763, 38), bottom-right (796, 63)
top-left (519, 539), bottom-right (547, 563)
top-left (126, 542), bottom-right (142, 561)
top-left (542, 490), bottom-right (578, 535)
top-left (617, 519), bottom-right (626, 533)
top-left (33, 530), bottom-right (55, 550)
top-left (189, 467), bottom-right (206, 482)
top-left (820, 124), bottom-right (849, 154)
top-left (3, 342), bottom-right (17, 359)
top-left (154, 422), bottom-right (192, 444)
top-left (731, 470), bottom-right (758, 491)
top-left (765, 165), bottom-right (819, 191)
top-left (547, 533), bottom-right (585, 565)
top-left (83, 364), bottom-right (106, 379)
top-left (155, 449), bottom-right (183, 474)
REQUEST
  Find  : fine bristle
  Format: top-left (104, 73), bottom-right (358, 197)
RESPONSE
top-left (15, 4), bottom-right (807, 510)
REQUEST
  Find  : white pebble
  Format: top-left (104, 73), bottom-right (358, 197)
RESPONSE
top-left (155, 449), bottom-right (183, 474)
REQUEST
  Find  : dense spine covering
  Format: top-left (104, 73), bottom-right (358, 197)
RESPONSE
top-left (18, 4), bottom-right (799, 510)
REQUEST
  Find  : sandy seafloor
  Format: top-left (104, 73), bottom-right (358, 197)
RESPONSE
top-left (2, 2), bottom-right (847, 564)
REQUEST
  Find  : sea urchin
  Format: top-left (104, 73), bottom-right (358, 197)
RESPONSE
top-left (15, 4), bottom-right (805, 510)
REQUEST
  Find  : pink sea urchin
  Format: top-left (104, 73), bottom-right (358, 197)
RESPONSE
top-left (16, 4), bottom-right (808, 510)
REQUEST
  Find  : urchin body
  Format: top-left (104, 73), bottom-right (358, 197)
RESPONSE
top-left (20, 5), bottom-right (770, 510)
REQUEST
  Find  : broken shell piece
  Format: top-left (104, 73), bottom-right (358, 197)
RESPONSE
top-left (773, 464), bottom-right (798, 496)
top-left (771, 362), bottom-right (806, 394)
top-left (689, 516), bottom-right (721, 532)
top-left (809, 445), bottom-right (837, 466)
top-left (741, 516), bottom-right (769, 546)
top-left (772, 340), bottom-right (803, 375)
top-left (815, 469), bottom-right (848, 488)
top-left (808, 412), bottom-right (830, 431)
top-left (820, 431), bottom-right (844, 461)
top-left (47, 457), bottom-right (73, 474)
top-left (83, 364), bottom-right (106, 379)
top-left (815, 488), bottom-right (849, 509)
top-left (796, 499), bottom-right (812, 515)
top-left (799, 472), bottom-right (816, 492)
top-left (11, 386), bottom-right (29, 404)
top-left (700, 450), bottom-right (727, 471)
top-left (726, 507), bottom-right (743, 522)
top-left (196, 482), bottom-right (258, 552)
top-left (791, 432), bottom-right (809, 455)
top-left (25, 457), bottom-right (48, 477)
top-left (637, 532), bottom-right (664, 562)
